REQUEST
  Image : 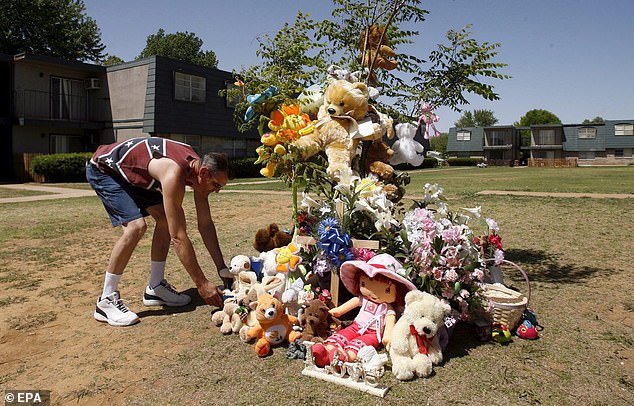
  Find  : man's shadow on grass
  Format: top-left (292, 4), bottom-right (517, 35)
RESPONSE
top-left (136, 287), bottom-right (218, 319)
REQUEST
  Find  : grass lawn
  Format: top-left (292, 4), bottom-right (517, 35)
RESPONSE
top-left (0, 167), bottom-right (632, 405)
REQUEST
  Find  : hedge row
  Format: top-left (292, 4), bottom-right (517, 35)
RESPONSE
top-left (446, 157), bottom-right (483, 166)
top-left (230, 157), bottom-right (261, 178)
top-left (31, 152), bottom-right (92, 183)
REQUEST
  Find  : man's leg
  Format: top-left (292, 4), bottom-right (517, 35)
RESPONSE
top-left (142, 204), bottom-right (191, 307)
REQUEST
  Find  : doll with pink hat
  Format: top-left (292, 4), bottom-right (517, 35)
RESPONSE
top-left (311, 253), bottom-right (417, 367)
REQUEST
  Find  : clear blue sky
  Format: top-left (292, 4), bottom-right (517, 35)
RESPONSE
top-left (84, 0), bottom-right (634, 132)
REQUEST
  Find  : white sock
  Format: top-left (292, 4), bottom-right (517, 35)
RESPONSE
top-left (149, 260), bottom-right (166, 288)
top-left (102, 272), bottom-right (122, 298)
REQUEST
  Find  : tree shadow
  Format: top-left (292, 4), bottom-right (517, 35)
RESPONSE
top-left (502, 248), bottom-right (612, 285)
top-left (136, 288), bottom-right (214, 319)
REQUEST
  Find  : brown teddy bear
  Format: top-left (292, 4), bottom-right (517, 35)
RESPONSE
top-left (365, 139), bottom-right (395, 181)
top-left (292, 79), bottom-right (384, 180)
top-left (299, 299), bottom-right (341, 343)
top-left (253, 223), bottom-right (292, 253)
top-left (359, 25), bottom-right (398, 83)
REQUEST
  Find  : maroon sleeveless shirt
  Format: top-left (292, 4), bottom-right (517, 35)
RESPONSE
top-left (91, 137), bottom-right (199, 191)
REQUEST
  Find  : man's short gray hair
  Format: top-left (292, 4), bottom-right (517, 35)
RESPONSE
top-left (200, 152), bottom-right (231, 178)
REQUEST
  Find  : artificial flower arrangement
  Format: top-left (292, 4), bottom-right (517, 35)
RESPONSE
top-left (296, 175), bottom-right (505, 323)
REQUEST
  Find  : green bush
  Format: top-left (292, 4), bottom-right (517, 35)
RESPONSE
top-left (230, 157), bottom-right (261, 178)
top-left (446, 157), bottom-right (482, 166)
top-left (31, 153), bottom-right (92, 183)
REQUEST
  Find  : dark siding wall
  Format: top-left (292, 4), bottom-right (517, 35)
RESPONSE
top-left (0, 56), bottom-right (13, 180)
top-left (447, 127), bottom-right (484, 155)
top-left (147, 56), bottom-right (255, 139)
top-left (604, 120), bottom-right (634, 149)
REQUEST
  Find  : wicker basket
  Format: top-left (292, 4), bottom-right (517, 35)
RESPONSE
top-left (482, 259), bottom-right (530, 331)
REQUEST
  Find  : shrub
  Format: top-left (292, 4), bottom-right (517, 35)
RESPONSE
top-left (446, 157), bottom-right (482, 166)
top-left (31, 153), bottom-right (92, 183)
top-left (393, 158), bottom-right (438, 171)
top-left (230, 157), bottom-right (261, 178)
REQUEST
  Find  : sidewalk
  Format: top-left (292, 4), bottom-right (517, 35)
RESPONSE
top-left (0, 184), bottom-right (95, 203)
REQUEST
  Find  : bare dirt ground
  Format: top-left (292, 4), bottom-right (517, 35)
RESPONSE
top-left (0, 186), bottom-right (632, 405)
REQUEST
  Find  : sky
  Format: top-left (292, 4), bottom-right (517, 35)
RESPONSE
top-left (83, 0), bottom-right (634, 132)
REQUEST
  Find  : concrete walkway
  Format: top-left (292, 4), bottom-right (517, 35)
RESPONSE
top-left (0, 184), bottom-right (95, 203)
top-left (1, 183), bottom-right (632, 204)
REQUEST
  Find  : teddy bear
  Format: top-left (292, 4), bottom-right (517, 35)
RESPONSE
top-left (389, 290), bottom-right (451, 380)
top-left (237, 275), bottom-right (287, 342)
top-left (358, 25), bottom-right (398, 84)
top-left (390, 122), bottom-right (425, 167)
top-left (365, 139), bottom-right (395, 181)
top-left (292, 79), bottom-right (385, 180)
top-left (299, 299), bottom-right (341, 343)
top-left (211, 271), bottom-right (258, 334)
top-left (244, 293), bottom-right (302, 357)
top-left (253, 223), bottom-right (292, 253)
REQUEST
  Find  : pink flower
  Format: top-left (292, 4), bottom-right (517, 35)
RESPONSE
top-left (444, 268), bottom-right (459, 282)
top-left (351, 248), bottom-right (376, 262)
top-left (441, 225), bottom-right (461, 244)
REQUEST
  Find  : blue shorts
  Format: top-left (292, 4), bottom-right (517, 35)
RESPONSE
top-left (86, 162), bottom-right (163, 226)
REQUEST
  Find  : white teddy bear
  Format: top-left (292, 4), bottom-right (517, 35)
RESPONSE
top-left (389, 290), bottom-right (451, 380)
top-left (389, 122), bottom-right (425, 167)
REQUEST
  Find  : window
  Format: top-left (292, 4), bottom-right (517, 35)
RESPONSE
top-left (51, 134), bottom-right (83, 153)
top-left (490, 130), bottom-right (508, 146)
top-left (615, 124), bottom-right (634, 136)
top-left (50, 77), bottom-right (84, 120)
top-left (174, 72), bottom-right (206, 102)
top-left (538, 129), bottom-right (556, 145)
top-left (614, 149), bottom-right (624, 157)
top-left (578, 151), bottom-right (595, 160)
top-left (457, 130), bottom-right (471, 141)
top-left (578, 127), bottom-right (596, 139)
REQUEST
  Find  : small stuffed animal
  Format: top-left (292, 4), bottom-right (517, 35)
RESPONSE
top-left (418, 102), bottom-right (441, 139)
top-left (390, 122), bottom-right (425, 167)
top-left (245, 293), bottom-right (302, 357)
top-left (292, 79), bottom-right (384, 180)
top-left (358, 25), bottom-right (398, 73)
top-left (211, 271), bottom-right (258, 334)
top-left (365, 139), bottom-right (395, 181)
top-left (238, 275), bottom-right (288, 342)
top-left (253, 223), bottom-right (292, 253)
top-left (389, 290), bottom-right (451, 380)
top-left (299, 299), bottom-right (341, 343)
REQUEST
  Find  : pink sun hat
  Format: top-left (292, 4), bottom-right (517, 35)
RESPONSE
top-left (339, 253), bottom-right (417, 296)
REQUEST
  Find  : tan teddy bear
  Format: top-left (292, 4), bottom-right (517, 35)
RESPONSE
top-left (292, 79), bottom-right (384, 180)
top-left (389, 290), bottom-right (451, 380)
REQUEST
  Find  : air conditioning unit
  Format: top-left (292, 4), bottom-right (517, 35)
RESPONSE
top-left (86, 78), bottom-right (101, 90)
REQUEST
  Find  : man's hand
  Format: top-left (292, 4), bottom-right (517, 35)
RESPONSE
top-left (197, 280), bottom-right (223, 307)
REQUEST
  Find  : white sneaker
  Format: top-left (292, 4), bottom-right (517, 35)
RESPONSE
top-left (94, 291), bottom-right (139, 326)
top-left (143, 279), bottom-right (191, 307)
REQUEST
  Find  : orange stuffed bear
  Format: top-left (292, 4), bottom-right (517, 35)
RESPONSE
top-left (245, 293), bottom-right (302, 357)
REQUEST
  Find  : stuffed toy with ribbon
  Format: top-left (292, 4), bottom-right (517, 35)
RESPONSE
top-left (389, 290), bottom-right (451, 380)
top-left (417, 102), bottom-right (441, 139)
top-left (292, 79), bottom-right (386, 180)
